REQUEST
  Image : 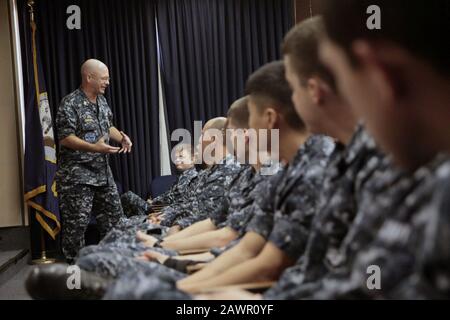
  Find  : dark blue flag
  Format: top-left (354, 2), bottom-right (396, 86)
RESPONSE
top-left (23, 17), bottom-right (60, 240)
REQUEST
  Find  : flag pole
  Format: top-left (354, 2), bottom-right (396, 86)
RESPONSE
top-left (27, 0), bottom-right (57, 265)
top-left (31, 226), bottom-right (56, 265)
top-left (27, 0), bottom-right (34, 22)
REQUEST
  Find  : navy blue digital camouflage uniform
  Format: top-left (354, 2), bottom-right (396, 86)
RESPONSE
top-left (100, 166), bottom-right (269, 299)
top-left (151, 166), bottom-right (198, 206)
top-left (209, 164), bottom-right (255, 228)
top-left (308, 156), bottom-right (450, 299)
top-left (265, 126), bottom-right (393, 299)
top-left (100, 166), bottom-right (205, 246)
top-left (166, 154), bottom-right (244, 229)
top-left (158, 166), bottom-right (211, 227)
top-left (103, 265), bottom-right (190, 300)
top-left (225, 162), bottom-right (283, 236)
top-left (74, 167), bottom-right (209, 269)
top-left (102, 136), bottom-right (337, 299)
top-left (83, 155), bottom-right (450, 300)
top-left (74, 154), bottom-right (245, 280)
top-left (209, 163), bottom-right (284, 257)
top-left (56, 88), bottom-right (124, 262)
top-left (120, 167), bottom-right (198, 217)
top-left (246, 135), bottom-right (336, 261)
top-left (78, 160), bottom-right (248, 266)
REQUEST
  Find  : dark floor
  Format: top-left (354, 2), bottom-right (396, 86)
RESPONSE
top-left (0, 264), bottom-right (32, 300)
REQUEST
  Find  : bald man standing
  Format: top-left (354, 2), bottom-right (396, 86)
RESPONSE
top-left (56, 59), bottom-right (132, 263)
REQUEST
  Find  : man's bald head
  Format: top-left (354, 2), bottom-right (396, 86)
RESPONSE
top-left (198, 117), bottom-right (229, 165)
top-left (203, 117), bottom-right (228, 132)
top-left (81, 59), bottom-right (110, 96)
top-left (198, 117), bottom-right (227, 154)
top-left (81, 59), bottom-right (108, 77)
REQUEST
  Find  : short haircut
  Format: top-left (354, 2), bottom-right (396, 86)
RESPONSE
top-left (245, 61), bottom-right (305, 130)
top-left (282, 16), bottom-right (336, 90)
top-left (320, 0), bottom-right (450, 77)
top-left (227, 96), bottom-right (249, 129)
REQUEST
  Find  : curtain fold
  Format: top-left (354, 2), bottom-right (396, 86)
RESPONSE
top-left (18, 0), bottom-right (160, 198)
top-left (156, 0), bottom-right (294, 139)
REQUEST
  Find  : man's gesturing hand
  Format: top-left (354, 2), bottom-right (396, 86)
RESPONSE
top-left (119, 131), bottom-right (133, 153)
top-left (93, 137), bottom-right (120, 154)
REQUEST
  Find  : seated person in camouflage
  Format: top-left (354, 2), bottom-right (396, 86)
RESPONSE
top-left (137, 165), bottom-right (282, 270)
top-left (135, 96), bottom-right (269, 252)
top-left (149, 117), bottom-right (244, 234)
top-left (241, 17), bottom-right (395, 300)
top-left (302, 0), bottom-right (450, 299)
top-left (211, 17), bottom-right (395, 300)
top-left (176, 60), bottom-right (338, 294)
top-left (150, 143), bottom-right (196, 209)
top-left (208, 0), bottom-right (450, 300)
top-left (95, 140), bottom-right (216, 248)
top-left (120, 143), bottom-right (196, 218)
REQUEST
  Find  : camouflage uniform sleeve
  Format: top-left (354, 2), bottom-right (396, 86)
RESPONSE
top-left (194, 168), bottom-right (235, 224)
top-left (209, 196), bottom-right (230, 227)
top-left (307, 203), bottom-right (419, 300)
top-left (420, 177), bottom-right (450, 297)
top-left (163, 198), bottom-right (199, 228)
top-left (153, 169), bottom-right (195, 205)
top-left (157, 172), bottom-right (199, 225)
top-left (226, 175), bottom-right (266, 234)
top-left (162, 170), bottom-right (207, 226)
top-left (308, 161), bottom-right (450, 300)
top-left (120, 191), bottom-right (151, 217)
top-left (152, 182), bottom-right (177, 205)
top-left (264, 136), bottom-right (334, 261)
top-left (209, 168), bottom-right (251, 227)
top-left (245, 171), bottom-right (284, 239)
top-left (163, 197), bottom-right (201, 228)
top-left (268, 176), bottom-right (322, 261)
top-left (390, 176), bottom-right (450, 299)
top-left (159, 206), bottom-right (179, 227)
top-left (175, 167), bottom-right (238, 229)
top-left (227, 203), bottom-right (254, 235)
top-left (103, 97), bottom-right (114, 130)
top-left (56, 98), bottom-right (77, 141)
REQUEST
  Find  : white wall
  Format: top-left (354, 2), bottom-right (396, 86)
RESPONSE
top-left (0, 0), bottom-right (24, 227)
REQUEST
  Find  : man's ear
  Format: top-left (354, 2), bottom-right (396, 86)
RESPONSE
top-left (306, 78), bottom-right (323, 105)
top-left (265, 108), bottom-right (278, 130)
top-left (352, 40), bottom-right (400, 105)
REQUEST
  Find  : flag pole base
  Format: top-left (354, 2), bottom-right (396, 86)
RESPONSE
top-left (31, 252), bottom-right (57, 265)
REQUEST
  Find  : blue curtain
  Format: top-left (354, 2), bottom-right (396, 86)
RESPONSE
top-left (156, 0), bottom-right (294, 138)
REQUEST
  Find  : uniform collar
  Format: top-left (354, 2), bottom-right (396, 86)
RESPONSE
top-left (77, 87), bottom-right (99, 107)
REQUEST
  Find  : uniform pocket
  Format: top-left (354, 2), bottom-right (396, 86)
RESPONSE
top-left (81, 119), bottom-right (99, 143)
